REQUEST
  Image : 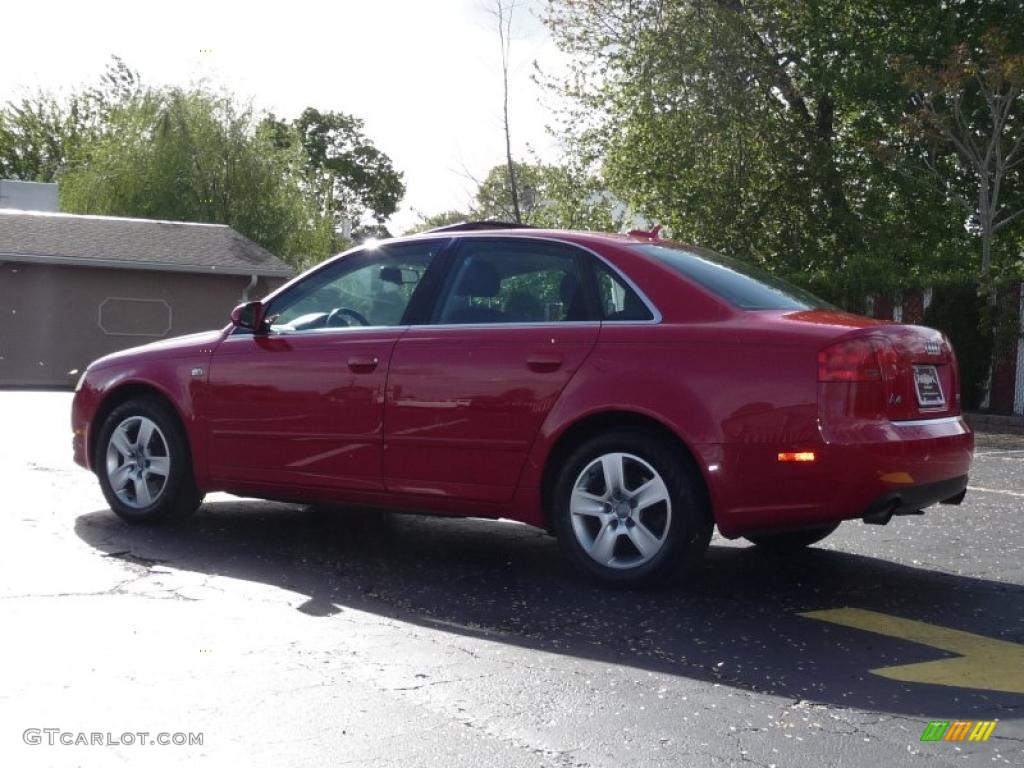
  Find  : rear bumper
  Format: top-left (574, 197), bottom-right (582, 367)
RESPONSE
top-left (706, 416), bottom-right (974, 537)
top-left (861, 474), bottom-right (968, 523)
top-left (823, 417), bottom-right (973, 518)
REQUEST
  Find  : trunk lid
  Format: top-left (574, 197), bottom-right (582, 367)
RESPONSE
top-left (835, 323), bottom-right (960, 421)
top-left (864, 324), bottom-right (958, 420)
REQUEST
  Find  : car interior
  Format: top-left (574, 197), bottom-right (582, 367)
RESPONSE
top-left (436, 252), bottom-right (588, 324)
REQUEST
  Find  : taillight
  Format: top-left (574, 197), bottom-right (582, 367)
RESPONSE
top-left (818, 337), bottom-right (897, 382)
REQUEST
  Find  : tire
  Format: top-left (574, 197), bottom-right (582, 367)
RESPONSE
top-left (744, 523), bottom-right (839, 551)
top-left (551, 430), bottom-right (713, 587)
top-left (95, 397), bottom-right (202, 524)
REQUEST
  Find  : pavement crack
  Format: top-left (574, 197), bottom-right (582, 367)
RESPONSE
top-left (103, 550), bottom-right (170, 567)
top-left (388, 673), bottom-right (494, 692)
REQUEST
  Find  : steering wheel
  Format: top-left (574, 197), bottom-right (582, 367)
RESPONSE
top-left (326, 307), bottom-right (371, 327)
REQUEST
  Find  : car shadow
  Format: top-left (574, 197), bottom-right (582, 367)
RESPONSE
top-left (75, 500), bottom-right (1024, 719)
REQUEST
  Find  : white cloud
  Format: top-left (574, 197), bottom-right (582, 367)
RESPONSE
top-left (0, 0), bottom-right (570, 234)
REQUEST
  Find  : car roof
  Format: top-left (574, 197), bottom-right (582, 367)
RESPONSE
top-left (384, 228), bottom-right (660, 250)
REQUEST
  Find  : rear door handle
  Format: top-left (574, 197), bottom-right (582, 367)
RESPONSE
top-left (526, 354), bottom-right (563, 372)
top-left (347, 355), bottom-right (380, 372)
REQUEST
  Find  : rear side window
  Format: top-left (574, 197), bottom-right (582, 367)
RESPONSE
top-left (433, 240), bottom-right (594, 324)
top-left (633, 243), bottom-right (832, 311)
top-left (594, 262), bottom-right (654, 321)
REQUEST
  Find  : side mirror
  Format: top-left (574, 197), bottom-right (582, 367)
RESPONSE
top-left (230, 301), bottom-right (267, 333)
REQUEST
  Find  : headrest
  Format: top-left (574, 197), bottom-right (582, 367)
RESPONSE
top-left (454, 260), bottom-right (501, 298)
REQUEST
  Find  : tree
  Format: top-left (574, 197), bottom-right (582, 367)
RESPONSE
top-left (60, 88), bottom-right (331, 268)
top-left (474, 160), bottom-right (622, 230)
top-left (0, 93), bottom-right (79, 182)
top-left (475, 161), bottom-right (544, 222)
top-left (410, 160), bottom-right (622, 234)
top-left (404, 209), bottom-right (472, 235)
top-left (2, 59), bottom-right (406, 267)
top-left (541, 0), bottom-right (994, 305)
top-left (492, 0), bottom-right (523, 224)
top-left (267, 108), bottom-right (405, 252)
top-left (0, 56), bottom-right (139, 182)
top-left (897, 29), bottom-right (1024, 289)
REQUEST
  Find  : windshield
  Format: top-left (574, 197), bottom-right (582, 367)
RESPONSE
top-left (632, 243), bottom-right (834, 311)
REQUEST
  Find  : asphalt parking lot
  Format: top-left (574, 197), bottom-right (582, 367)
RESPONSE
top-left (1, 391), bottom-right (1022, 767)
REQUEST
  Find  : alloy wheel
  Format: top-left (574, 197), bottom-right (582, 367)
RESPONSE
top-left (569, 452), bottom-right (673, 569)
top-left (105, 415), bottom-right (171, 509)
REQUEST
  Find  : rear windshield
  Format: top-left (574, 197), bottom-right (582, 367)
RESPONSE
top-left (632, 243), bottom-right (833, 310)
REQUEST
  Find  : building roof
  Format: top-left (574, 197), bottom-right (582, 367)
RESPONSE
top-left (0, 209), bottom-right (293, 277)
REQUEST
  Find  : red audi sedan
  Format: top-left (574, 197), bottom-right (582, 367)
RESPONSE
top-left (71, 224), bottom-right (973, 586)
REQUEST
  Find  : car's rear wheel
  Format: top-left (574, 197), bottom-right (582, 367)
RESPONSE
top-left (552, 431), bottom-right (712, 587)
top-left (96, 398), bottom-right (201, 524)
top-left (744, 523), bottom-right (839, 551)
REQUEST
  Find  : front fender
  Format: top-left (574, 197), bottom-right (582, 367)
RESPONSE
top-left (74, 346), bottom-right (218, 488)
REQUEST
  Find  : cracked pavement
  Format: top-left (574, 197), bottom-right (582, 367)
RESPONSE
top-left (1, 391), bottom-right (1022, 767)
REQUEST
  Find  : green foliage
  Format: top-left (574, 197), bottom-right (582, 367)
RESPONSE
top-left (410, 160), bottom-right (622, 235)
top-left (1, 58), bottom-right (405, 269)
top-left (923, 284), bottom-right (993, 410)
top-left (266, 108), bottom-right (405, 251)
top-left (405, 159), bottom-right (614, 233)
top-left (895, 27), bottom-right (1024, 282)
top-left (0, 57), bottom-right (140, 182)
top-left (475, 161), bottom-right (623, 230)
top-left (404, 209), bottom-right (472, 235)
top-left (59, 88), bottom-right (329, 268)
top-left (541, 0), bottom-right (1023, 305)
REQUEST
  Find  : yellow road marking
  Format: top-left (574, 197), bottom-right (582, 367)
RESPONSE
top-left (800, 608), bottom-right (1024, 694)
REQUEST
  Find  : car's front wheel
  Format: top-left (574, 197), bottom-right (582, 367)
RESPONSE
top-left (552, 431), bottom-right (713, 587)
top-left (96, 398), bottom-right (201, 524)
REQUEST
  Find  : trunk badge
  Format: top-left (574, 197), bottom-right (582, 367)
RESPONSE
top-left (924, 341), bottom-right (941, 355)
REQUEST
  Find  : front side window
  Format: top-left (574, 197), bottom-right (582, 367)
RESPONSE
top-left (633, 243), bottom-right (833, 311)
top-left (433, 240), bottom-right (593, 324)
top-left (268, 241), bottom-right (442, 331)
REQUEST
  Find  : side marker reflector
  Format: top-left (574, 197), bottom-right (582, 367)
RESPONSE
top-left (778, 451), bottom-right (816, 462)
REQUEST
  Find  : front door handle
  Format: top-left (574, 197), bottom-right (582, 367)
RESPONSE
top-left (526, 354), bottom-right (563, 372)
top-left (347, 355), bottom-right (380, 372)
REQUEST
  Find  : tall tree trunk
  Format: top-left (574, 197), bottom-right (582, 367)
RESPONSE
top-left (979, 176), bottom-right (992, 278)
top-left (496, 0), bottom-right (522, 224)
top-left (503, 76), bottom-right (521, 224)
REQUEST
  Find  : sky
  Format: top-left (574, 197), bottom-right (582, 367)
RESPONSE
top-left (0, 0), bottom-right (570, 233)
